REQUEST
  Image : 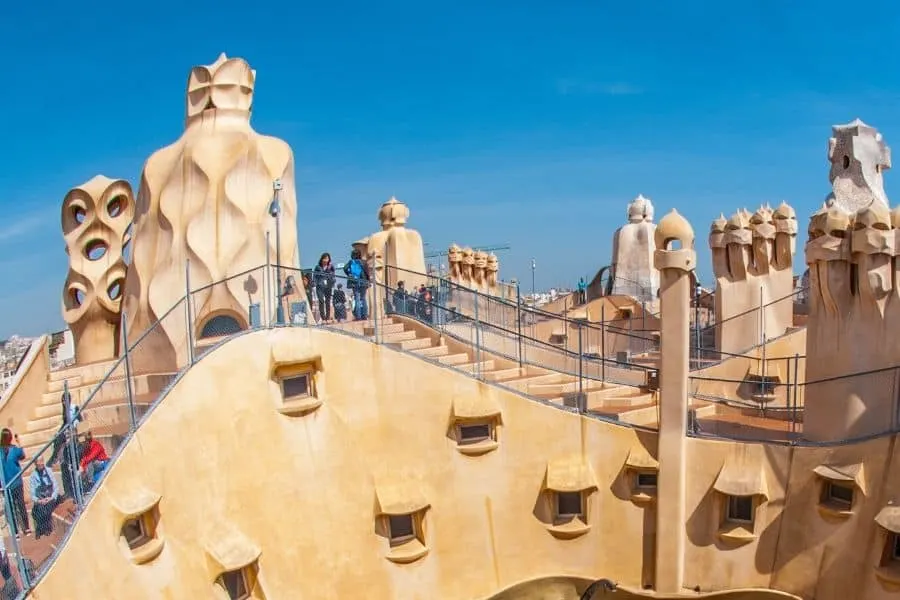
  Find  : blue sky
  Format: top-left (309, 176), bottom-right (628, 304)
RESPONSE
top-left (1, 0), bottom-right (899, 338)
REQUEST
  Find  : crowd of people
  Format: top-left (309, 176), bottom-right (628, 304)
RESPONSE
top-left (297, 249), bottom-right (438, 325)
top-left (0, 410), bottom-right (109, 545)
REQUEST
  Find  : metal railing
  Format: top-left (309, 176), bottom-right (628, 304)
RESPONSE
top-left (686, 358), bottom-right (900, 446)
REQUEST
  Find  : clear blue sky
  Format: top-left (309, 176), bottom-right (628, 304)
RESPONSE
top-left (1, 0), bottom-right (899, 338)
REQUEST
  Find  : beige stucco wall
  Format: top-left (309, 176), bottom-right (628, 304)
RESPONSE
top-left (32, 326), bottom-right (900, 599)
top-left (34, 328), bottom-right (656, 599)
top-left (0, 335), bottom-right (49, 431)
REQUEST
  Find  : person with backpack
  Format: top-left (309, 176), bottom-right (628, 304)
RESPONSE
top-left (313, 252), bottom-right (336, 323)
top-left (343, 249), bottom-right (370, 321)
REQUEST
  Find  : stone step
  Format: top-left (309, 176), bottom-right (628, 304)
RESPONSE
top-left (482, 367), bottom-right (528, 382)
top-left (617, 404), bottom-right (661, 426)
top-left (380, 330), bottom-right (417, 343)
top-left (47, 359), bottom-right (120, 384)
top-left (40, 373), bottom-right (175, 407)
top-left (395, 338), bottom-right (433, 351)
top-left (438, 353), bottom-right (471, 366)
top-left (46, 375), bottom-right (83, 393)
top-left (456, 361), bottom-right (496, 374)
top-left (26, 392), bottom-right (155, 433)
top-left (20, 400), bottom-right (149, 448)
top-left (527, 379), bottom-right (607, 396)
top-left (412, 344), bottom-right (449, 358)
top-left (501, 373), bottom-right (569, 392)
top-left (365, 323), bottom-right (405, 335)
top-left (584, 389), bottom-right (655, 408)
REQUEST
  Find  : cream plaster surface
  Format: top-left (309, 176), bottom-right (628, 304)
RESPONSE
top-left (33, 324), bottom-right (879, 599)
top-left (0, 335), bottom-right (49, 431)
top-left (122, 53), bottom-right (303, 374)
top-left (35, 328), bottom-right (655, 599)
top-left (609, 195), bottom-right (659, 301)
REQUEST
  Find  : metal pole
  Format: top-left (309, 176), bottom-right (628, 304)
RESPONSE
top-left (516, 283), bottom-right (523, 368)
top-left (64, 380), bottom-right (84, 508)
top-left (793, 353), bottom-right (800, 435)
top-left (185, 259), bottom-right (195, 365)
top-left (601, 304), bottom-right (607, 383)
top-left (760, 286), bottom-right (766, 395)
top-left (474, 289), bottom-right (482, 379)
top-left (274, 205), bottom-right (283, 326)
top-left (531, 258), bottom-right (536, 299)
top-left (372, 251), bottom-right (379, 343)
top-left (694, 283), bottom-right (701, 366)
top-left (0, 465), bottom-right (28, 590)
top-left (578, 323), bottom-right (584, 412)
top-left (121, 312), bottom-right (137, 431)
top-left (265, 231), bottom-right (271, 327)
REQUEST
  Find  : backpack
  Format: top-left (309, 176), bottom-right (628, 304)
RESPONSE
top-left (348, 259), bottom-right (365, 280)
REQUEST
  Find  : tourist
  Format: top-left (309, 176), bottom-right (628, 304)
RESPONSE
top-left (29, 457), bottom-right (63, 538)
top-left (417, 285), bottom-right (433, 322)
top-left (577, 277), bottom-right (587, 304)
top-left (313, 252), bottom-right (336, 323)
top-left (343, 249), bottom-right (370, 321)
top-left (332, 283), bottom-right (348, 322)
top-left (48, 426), bottom-right (80, 500)
top-left (0, 429), bottom-right (30, 537)
top-left (79, 431), bottom-right (109, 489)
top-left (392, 281), bottom-right (409, 315)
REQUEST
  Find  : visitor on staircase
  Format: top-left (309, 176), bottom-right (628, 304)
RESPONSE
top-left (79, 431), bottom-right (109, 490)
top-left (314, 252), bottom-right (336, 323)
top-left (0, 429), bottom-right (30, 538)
top-left (344, 249), bottom-right (370, 321)
top-left (392, 281), bottom-right (409, 315)
top-left (48, 426), bottom-right (80, 500)
top-left (29, 457), bottom-right (63, 538)
top-left (333, 284), bottom-right (348, 322)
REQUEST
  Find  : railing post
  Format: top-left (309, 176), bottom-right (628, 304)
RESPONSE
top-left (265, 231), bottom-right (272, 328)
top-left (577, 322), bottom-right (584, 412)
top-left (792, 353), bottom-right (800, 436)
top-left (373, 278), bottom-right (379, 344)
top-left (184, 259), bottom-right (195, 365)
top-left (121, 312), bottom-right (137, 431)
top-left (0, 465), bottom-right (28, 591)
top-left (473, 289), bottom-right (481, 379)
top-left (516, 283), bottom-right (523, 369)
top-left (64, 381), bottom-right (84, 508)
top-left (601, 304), bottom-right (607, 383)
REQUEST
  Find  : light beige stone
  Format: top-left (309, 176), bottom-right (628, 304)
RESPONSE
top-left (61, 176), bottom-right (134, 364)
top-left (609, 195), bottom-right (659, 302)
top-left (121, 53), bottom-right (303, 372)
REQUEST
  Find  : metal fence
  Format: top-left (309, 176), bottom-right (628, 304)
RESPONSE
top-left (686, 358), bottom-right (900, 446)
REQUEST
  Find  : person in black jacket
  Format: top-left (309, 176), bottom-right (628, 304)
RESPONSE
top-left (332, 284), bottom-right (348, 322)
top-left (313, 253), bottom-right (336, 322)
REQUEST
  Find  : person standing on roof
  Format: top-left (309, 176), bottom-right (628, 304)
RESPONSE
top-left (343, 249), bottom-right (370, 321)
top-left (313, 252), bottom-right (336, 323)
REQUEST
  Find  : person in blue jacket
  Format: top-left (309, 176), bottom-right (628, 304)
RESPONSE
top-left (0, 428), bottom-right (30, 537)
